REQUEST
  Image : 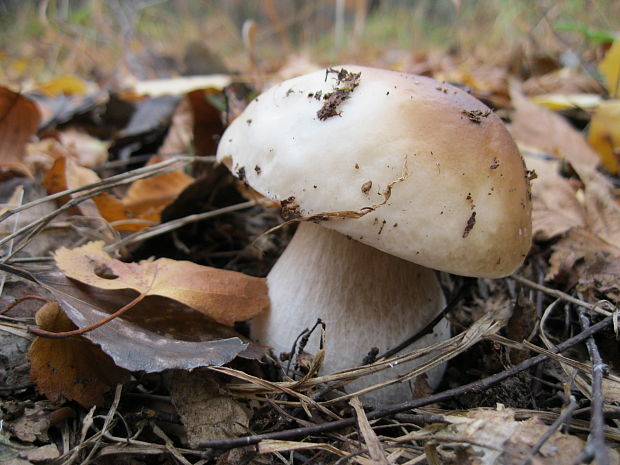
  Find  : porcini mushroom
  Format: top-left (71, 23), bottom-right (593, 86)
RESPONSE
top-left (216, 66), bottom-right (532, 404)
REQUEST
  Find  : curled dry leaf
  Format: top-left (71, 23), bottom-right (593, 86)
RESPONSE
top-left (28, 301), bottom-right (130, 407)
top-left (54, 241), bottom-right (269, 326)
top-left (30, 269), bottom-right (260, 373)
top-left (0, 86), bottom-right (41, 170)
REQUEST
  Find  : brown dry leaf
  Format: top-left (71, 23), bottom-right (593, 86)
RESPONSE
top-left (510, 84), bottom-right (599, 173)
top-left (187, 88), bottom-right (225, 156)
top-left (40, 156), bottom-right (164, 232)
top-left (5, 401), bottom-right (53, 443)
top-left (425, 408), bottom-right (612, 465)
top-left (54, 241), bottom-right (269, 326)
top-left (0, 86), bottom-right (41, 169)
top-left (58, 129), bottom-right (109, 168)
top-left (547, 228), bottom-right (620, 301)
top-left (27, 269), bottom-right (260, 372)
top-left (522, 68), bottom-right (605, 96)
top-left (121, 155), bottom-right (193, 220)
top-left (588, 99), bottom-right (620, 174)
top-left (582, 170), bottom-right (620, 247)
top-left (525, 155), bottom-right (586, 241)
top-left (510, 84), bottom-right (620, 247)
top-left (170, 371), bottom-right (249, 450)
top-left (41, 156), bottom-right (101, 218)
top-left (28, 301), bottom-right (130, 407)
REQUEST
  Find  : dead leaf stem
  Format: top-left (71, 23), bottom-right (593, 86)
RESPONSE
top-left (1, 295), bottom-right (52, 315)
top-left (28, 292), bottom-right (146, 339)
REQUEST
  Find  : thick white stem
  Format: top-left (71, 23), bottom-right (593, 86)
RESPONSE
top-left (252, 222), bottom-right (450, 404)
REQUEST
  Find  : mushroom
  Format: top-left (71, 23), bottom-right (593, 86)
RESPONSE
top-left (216, 66), bottom-right (532, 404)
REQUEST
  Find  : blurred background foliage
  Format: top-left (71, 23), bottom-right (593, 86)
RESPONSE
top-left (0, 0), bottom-right (617, 85)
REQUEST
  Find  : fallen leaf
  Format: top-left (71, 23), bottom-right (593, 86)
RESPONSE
top-left (58, 129), bottom-right (109, 168)
top-left (0, 87), bottom-right (41, 169)
top-left (510, 85), bottom-right (620, 247)
top-left (523, 69), bottom-right (605, 97)
top-left (588, 99), bottom-right (620, 174)
top-left (158, 97), bottom-right (193, 155)
top-left (170, 371), bottom-right (249, 449)
top-left (28, 302), bottom-right (130, 407)
top-left (423, 407), bottom-right (606, 465)
top-left (40, 156), bottom-right (101, 218)
top-left (54, 241), bottom-right (269, 326)
top-left (582, 169), bottom-right (620, 247)
top-left (19, 444), bottom-right (60, 462)
top-left (4, 401), bottom-right (52, 443)
top-left (40, 156), bottom-right (173, 232)
top-left (510, 84), bottom-right (599, 173)
top-left (600, 40), bottom-right (620, 97)
top-left (525, 154), bottom-right (586, 241)
top-left (529, 93), bottom-right (602, 111)
top-left (547, 228), bottom-right (620, 301)
top-left (9, 267), bottom-right (260, 372)
top-left (36, 74), bottom-right (89, 97)
top-left (121, 155), bottom-right (194, 220)
top-left (187, 88), bottom-right (226, 157)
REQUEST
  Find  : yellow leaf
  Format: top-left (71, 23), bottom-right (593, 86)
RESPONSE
top-left (588, 99), bottom-right (620, 174)
top-left (36, 74), bottom-right (88, 97)
top-left (600, 40), bottom-right (620, 97)
top-left (529, 93), bottom-right (601, 111)
top-left (54, 241), bottom-right (269, 326)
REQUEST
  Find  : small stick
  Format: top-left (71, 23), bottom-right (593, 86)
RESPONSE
top-left (197, 315), bottom-right (613, 450)
top-left (0, 295), bottom-right (52, 315)
top-left (28, 293), bottom-right (147, 339)
top-left (576, 309), bottom-right (609, 465)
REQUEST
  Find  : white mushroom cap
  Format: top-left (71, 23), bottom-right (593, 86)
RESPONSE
top-left (217, 66), bottom-right (532, 277)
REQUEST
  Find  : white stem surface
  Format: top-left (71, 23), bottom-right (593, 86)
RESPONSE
top-left (252, 222), bottom-right (450, 404)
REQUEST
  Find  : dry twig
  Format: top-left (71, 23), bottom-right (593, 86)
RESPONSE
top-left (197, 314), bottom-right (614, 450)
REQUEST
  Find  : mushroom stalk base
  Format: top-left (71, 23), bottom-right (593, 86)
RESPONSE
top-left (252, 222), bottom-right (450, 404)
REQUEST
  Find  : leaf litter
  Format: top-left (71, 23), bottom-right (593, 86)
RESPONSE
top-left (2, 20), bottom-right (620, 465)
